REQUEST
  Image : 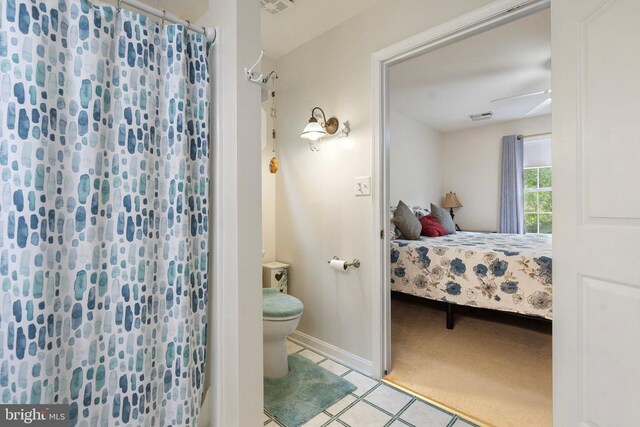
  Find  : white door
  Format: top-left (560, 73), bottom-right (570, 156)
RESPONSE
top-left (552, 0), bottom-right (640, 425)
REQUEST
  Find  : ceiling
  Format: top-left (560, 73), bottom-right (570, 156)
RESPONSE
top-left (389, 9), bottom-right (551, 133)
top-left (261, 0), bottom-right (383, 58)
top-left (120, 0), bottom-right (380, 59)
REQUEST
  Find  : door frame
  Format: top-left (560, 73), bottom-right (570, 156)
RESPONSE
top-left (370, 0), bottom-right (551, 378)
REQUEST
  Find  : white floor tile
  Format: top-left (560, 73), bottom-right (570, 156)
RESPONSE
top-left (325, 394), bottom-right (357, 416)
top-left (338, 401), bottom-right (392, 426)
top-left (270, 342), bottom-right (474, 427)
top-left (298, 349), bottom-right (325, 364)
top-left (286, 340), bottom-right (304, 354)
top-left (318, 359), bottom-right (350, 376)
top-left (452, 418), bottom-right (475, 426)
top-left (342, 371), bottom-right (378, 396)
top-left (399, 401), bottom-right (454, 427)
top-left (301, 412), bottom-right (331, 427)
top-left (263, 412), bottom-right (271, 423)
top-left (364, 384), bottom-right (412, 415)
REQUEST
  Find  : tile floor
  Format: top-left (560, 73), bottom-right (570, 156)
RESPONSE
top-left (263, 340), bottom-right (478, 427)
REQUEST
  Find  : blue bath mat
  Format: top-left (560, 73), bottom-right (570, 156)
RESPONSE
top-left (264, 354), bottom-right (356, 427)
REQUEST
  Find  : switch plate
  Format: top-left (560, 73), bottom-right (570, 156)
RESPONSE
top-left (354, 176), bottom-right (371, 196)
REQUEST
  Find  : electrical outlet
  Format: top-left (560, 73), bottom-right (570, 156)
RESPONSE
top-left (354, 176), bottom-right (371, 196)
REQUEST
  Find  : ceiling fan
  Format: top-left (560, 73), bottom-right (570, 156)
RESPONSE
top-left (491, 89), bottom-right (552, 116)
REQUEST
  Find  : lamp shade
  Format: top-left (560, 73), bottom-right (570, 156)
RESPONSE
top-left (443, 192), bottom-right (462, 208)
top-left (300, 121), bottom-right (326, 141)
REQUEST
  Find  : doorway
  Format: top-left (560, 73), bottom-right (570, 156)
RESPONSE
top-left (371, 0), bottom-right (552, 425)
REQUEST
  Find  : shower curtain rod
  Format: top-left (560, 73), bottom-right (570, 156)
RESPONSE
top-left (117, 0), bottom-right (216, 43)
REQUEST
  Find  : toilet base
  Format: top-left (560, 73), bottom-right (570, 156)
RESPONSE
top-left (263, 315), bottom-right (301, 379)
top-left (263, 336), bottom-right (290, 379)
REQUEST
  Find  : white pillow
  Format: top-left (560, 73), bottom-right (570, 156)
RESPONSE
top-left (411, 205), bottom-right (430, 219)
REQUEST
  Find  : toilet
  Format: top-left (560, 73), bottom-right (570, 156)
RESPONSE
top-left (263, 289), bottom-right (304, 378)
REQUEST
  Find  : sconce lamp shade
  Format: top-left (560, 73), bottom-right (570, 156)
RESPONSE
top-left (300, 120), bottom-right (327, 141)
top-left (443, 192), bottom-right (463, 208)
top-left (301, 107), bottom-right (342, 144)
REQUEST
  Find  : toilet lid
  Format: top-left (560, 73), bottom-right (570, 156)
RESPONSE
top-left (263, 289), bottom-right (303, 318)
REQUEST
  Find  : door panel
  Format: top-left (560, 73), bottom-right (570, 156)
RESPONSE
top-left (579, 0), bottom-right (640, 223)
top-left (553, 0), bottom-right (640, 426)
top-left (580, 276), bottom-right (640, 425)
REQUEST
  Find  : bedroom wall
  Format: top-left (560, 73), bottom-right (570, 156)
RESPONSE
top-left (390, 110), bottom-right (443, 209)
top-left (273, 0), bottom-right (495, 367)
top-left (440, 114), bottom-right (551, 232)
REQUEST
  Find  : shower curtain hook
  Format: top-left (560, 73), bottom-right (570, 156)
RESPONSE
top-left (116, 0), bottom-right (122, 12)
top-left (161, 10), bottom-right (166, 27)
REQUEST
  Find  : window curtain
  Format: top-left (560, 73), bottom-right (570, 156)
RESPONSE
top-left (0, 1), bottom-right (211, 425)
top-left (499, 135), bottom-right (525, 233)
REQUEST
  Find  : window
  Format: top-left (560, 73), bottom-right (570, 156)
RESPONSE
top-left (524, 166), bottom-right (552, 234)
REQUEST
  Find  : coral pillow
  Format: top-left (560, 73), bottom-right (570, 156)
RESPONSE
top-left (420, 215), bottom-right (447, 237)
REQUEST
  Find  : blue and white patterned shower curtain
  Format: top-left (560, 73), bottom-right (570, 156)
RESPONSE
top-left (0, 0), bottom-right (210, 425)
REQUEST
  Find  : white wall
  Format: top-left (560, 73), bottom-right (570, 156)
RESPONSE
top-left (262, 102), bottom-right (277, 262)
top-left (440, 114), bottom-right (551, 232)
top-left (261, 56), bottom-right (278, 263)
top-left (390, 110), bottom-right (442, 208)
top-left (273, 0), bottom-right (495, 366)
top-left (196, 0), bottom-right (264, 425)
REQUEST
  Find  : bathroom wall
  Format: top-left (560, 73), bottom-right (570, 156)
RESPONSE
top-left (261, 56), bottom-right (277, 262)
top-left (273, 0), bottom-right (495, 367)
top-left (261, 106), bottom-right (277, 262)
top-left (196, 0), bottom-right (263, 425)
top-left (390, 110), bottom-right (443, 209)
top-left (439, 114), bottom-right (551, 232)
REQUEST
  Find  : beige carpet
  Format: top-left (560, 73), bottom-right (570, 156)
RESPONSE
top-left (386, 294), bottom-right (552, 427)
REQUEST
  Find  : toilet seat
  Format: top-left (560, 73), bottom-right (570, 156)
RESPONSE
top-left (263, 313), bottom-right (301, 321)
top-left (263, 289), bottom-right (303, 319)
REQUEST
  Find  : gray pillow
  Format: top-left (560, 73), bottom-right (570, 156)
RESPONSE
top-left (430, 203), bottom-right (456, 234)
top-left (393, 200), bottom-right (421, 240)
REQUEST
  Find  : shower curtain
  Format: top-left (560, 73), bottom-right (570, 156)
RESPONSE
top-left (0, 0), bottom-right (210, 425)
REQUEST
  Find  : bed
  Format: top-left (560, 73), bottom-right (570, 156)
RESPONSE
top-left (390, 232), bottom-right (552, 327)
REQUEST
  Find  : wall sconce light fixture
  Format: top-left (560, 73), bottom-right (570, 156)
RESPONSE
top-left (300, 107), bottom-right (350, 151)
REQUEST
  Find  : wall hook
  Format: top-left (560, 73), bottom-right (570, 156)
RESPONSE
top-left (245, 50), bottom-right (265, 84)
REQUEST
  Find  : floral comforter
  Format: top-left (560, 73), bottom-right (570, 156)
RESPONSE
top-left (390, 232), bottom-right (552, 319)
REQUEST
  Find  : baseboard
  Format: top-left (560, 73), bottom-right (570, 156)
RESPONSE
top-left (288, 330), bottom-right (373, 376)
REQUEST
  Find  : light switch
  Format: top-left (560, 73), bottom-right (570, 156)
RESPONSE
top-left (354, 176), bottom-right (371, 196)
